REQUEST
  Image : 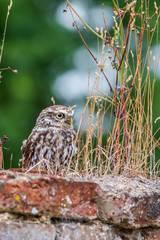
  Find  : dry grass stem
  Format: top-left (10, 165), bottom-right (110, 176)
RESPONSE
top-left (64, 0), bottom-right (160, 179)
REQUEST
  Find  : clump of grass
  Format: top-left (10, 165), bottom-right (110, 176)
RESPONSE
top-left (66, 0), bottom-right (160, 179)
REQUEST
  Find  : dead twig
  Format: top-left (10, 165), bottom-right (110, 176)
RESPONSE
top-left (0, 136), bottom-right (8, 169)
top-left (0, 0), bottom-right (13, 65)
top-left (68, 5), bottom-right (113, 93)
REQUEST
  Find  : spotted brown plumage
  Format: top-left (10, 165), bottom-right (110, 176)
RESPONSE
top-left (21, 105), bottom-right (77, 173)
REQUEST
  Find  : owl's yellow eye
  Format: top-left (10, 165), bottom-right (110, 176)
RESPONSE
top-left (56, 113), bottom-right (65, 119)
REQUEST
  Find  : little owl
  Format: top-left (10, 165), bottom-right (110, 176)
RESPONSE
top-left (21, 105), bottom-right (77, 173)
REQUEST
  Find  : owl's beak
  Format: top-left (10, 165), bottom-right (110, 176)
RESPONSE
top-left (66, 117), bottom-right (73, 126)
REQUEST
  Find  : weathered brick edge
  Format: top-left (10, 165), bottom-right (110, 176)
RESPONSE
top-left (0, 169), bottom-right (160, 230)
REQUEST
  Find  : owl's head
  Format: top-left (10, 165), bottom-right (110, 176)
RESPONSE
top-left (35, 105), bottom-right (75, 129)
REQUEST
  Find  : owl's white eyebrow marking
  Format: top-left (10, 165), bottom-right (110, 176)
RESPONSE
top-left (46, 108), bottom-right (53, 112)
top-left (54, 109), bottom-right (74, 116)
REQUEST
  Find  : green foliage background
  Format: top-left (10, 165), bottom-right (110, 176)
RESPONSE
top-left (0, 0), bottom-right (160, 168)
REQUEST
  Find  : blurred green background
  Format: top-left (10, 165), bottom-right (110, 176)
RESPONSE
top-left (0, 0), bottom-right (160, 168)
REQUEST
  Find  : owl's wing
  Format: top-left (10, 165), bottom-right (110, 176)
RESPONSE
top-left (21, 130), bottom-right (39, 169)
top-left (21, 138), bottom-right (33, 168)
